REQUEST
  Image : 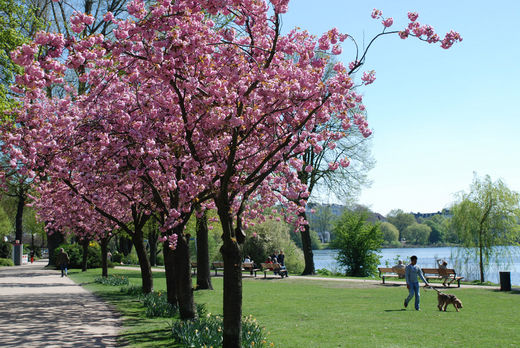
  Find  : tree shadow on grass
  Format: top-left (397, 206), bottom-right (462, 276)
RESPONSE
top-left (119, 327), bottom-right (177, 347)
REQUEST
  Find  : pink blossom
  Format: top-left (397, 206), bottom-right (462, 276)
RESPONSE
top-left (408, 12), bottom-right (419, 22)
top-left (103, 12), bottom-right (114, 22)
top-left (271, 0), bottom-right (289, 14)
top-left (399, 30), bottom-right (410, 40)
top-left (361, 71), bottom-right (376, 85)
top-left (328, 162), bottom-right (339, 171)
top-left (331, 45), bottom-right (342, 55)
top-left (382, 18), bottom-right (393, 28)
top-left (371, 8), bottom-right (382, 19)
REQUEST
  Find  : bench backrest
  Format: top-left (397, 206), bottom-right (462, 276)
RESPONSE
top-left (378, 267), bottom-right (404, 275)
top-left (242, 262), bottom-right (254, 269)
top-left (261, 263), bottom-right (280, 270)
top-left (421, 268), bottom-right (456, 276)
top-left (212, 261), bottom-right (224, 268)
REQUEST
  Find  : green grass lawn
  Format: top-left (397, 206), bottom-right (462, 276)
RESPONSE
top-left (69, 268), bottom-right (520, 348)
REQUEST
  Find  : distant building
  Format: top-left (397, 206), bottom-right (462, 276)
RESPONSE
top-left (412, 209), bottom-right (451, 220)
top-left (318, 231), bottom-right (331, 243)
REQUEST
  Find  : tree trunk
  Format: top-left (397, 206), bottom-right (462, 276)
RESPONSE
top-left (81, 239), bottom-right (89, 272)
top-left (218, 209), bottom-right (242, 348)
top-left (196, 211), bottom-right (213, 290)
top-left (479, 228), bottom-right (485, 283)
top-left (47, 229), bottom-right (64, 267)
top-left (15, 191), bottom-right (25, 242)
top-left (101, 238), bottom-right (109, 277)
top-left (119, 236), bottom-right (133, 256)
top-left (163, 242), bottom-right (178, 305)
top-left (132, 229), bottom-right (153, 293)
top-left (172, 231), bottom-right (197, 320)
top-left (148, 223), bottom-right (158, 267)
top-left (299, 211), bottom-right (315, 275)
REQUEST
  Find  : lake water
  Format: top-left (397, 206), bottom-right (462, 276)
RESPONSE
top-left (313, 246), bottom-right (520, 286)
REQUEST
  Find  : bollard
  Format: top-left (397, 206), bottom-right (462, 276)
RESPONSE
top-left (499, 271), bottom-right (511, 291)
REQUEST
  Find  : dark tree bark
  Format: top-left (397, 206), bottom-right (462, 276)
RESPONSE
top-left (163, 242), bottom-right (178, 305)
top-left (119, 236), bottom-right (133, 256)
top-left (148, 219), bottom-right (159, 266)
top-left (15, 190), bottom-right (25, 243)
top-left (299, 211), bottom-right (315, 275)
top-left (196, 211), bottom-right (213, 290)
top-left (217, 207), bottom-right (243, 348)
top-left (132, 227), bottom-right (153, 293)
top-left (47, 229), bottom-right (64, 267)
top-left (81, 238), bottom-right (89, 272)
top-left (172, 231), bottom-right (197, 320)
top-left (100, 237), bottom-right (109, 277)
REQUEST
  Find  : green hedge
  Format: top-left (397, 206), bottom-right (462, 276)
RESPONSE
top-left (54, 243), bottom-right (110, 269)
top-left (0, 258), bottom-right (14, 266)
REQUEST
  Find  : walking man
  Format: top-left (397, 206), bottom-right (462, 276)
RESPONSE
top-left (57, 248), bottom-right (70, 277)
top-left (404, 255), bottom-right (429, 310)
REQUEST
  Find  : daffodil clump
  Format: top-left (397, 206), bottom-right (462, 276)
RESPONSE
top-left (171, 313), bottom-right (273, 347)
top-left (94, 275), bottom-right (129, 286)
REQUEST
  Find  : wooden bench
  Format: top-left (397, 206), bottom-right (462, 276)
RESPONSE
top-left (212, 261), bottom-right (224, 276)
top-left (378, 267), bottom-right (405, 284)
top-left (211, 261), bottom-right (260, 276)
top-left (421, 268), bottom-right (464, 288)
top-left (241, 262), bottom-right (260, 277)
top-left (260, 263), bottom-right (288, 278)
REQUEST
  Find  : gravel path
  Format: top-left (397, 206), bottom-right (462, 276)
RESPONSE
top-left (0, 259), bottom-right (120, 347)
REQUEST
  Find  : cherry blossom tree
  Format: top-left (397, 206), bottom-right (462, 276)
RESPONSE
top-left (1, 1), bottom-right (461, 346)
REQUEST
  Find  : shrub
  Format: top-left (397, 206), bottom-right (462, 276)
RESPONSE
top-left (155, 252), bottom-right (164, 266)
top-left (171, 313), bottom-right (273, 347)
top-left (331, 210), bottom-right (383, 277)
top-left (94, 275), bottom-right (129, 286)
top-left (0, 240), bottom-right (11, 258)
top-left (111, 251), bottom-right (122, 264)
top-left (243, 219), bottom-right (304, 273)
top-left (140, 290), bottom-right (177, 318)
top-left (121, 252), bottom-right (139, 265)
top-left (54, 243), bottom-right (103, 269)
top-left (0, 258), bottom-right (14, 266)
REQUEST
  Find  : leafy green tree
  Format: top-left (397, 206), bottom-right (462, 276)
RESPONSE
top-left (290, 227), bottom-right (321, 250)
top-left (380, 221), bottom-right (399, 245)
top-left (451, 174), bottom-right (520, 282)
top-left (308, 204), bottom-right (336, 235)
top-left (423, 215), bottom-right (448, 244)
top-left (402, 223), bottom-right (431, 245)
top-left (330, 210), bottom-right (382, 277)
top-left (386, 209), bottom-right (416, 241)
top-left (243, 219), bottom-right (304, 274)
top-left (0, 205), bottom-right (11, 238)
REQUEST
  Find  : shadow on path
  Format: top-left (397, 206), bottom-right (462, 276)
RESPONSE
top-left (0, 260), bottom-right (120, 347)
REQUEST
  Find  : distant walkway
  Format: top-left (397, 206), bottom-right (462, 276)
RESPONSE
top-left (0, 260), bottom-right (120, 347)
top-left (115, 265), bottom-right (506, 290)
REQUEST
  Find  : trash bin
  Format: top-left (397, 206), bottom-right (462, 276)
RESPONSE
top-left (13, 243), bottom-right (23, 266)
top-left (499, 271), bottom-right (511, 291)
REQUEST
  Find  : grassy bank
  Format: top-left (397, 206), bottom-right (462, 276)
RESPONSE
top-left (69, 269), bottom-right (520, 347)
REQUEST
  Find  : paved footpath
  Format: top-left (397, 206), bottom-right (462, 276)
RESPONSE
top-left (0, 259), bottom-right (120, 347)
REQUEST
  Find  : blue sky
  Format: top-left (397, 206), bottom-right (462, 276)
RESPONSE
top-left (281, 0), bottom-right (520, 216)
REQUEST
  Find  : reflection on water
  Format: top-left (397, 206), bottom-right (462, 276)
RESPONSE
top-left (313, 246), bottom-right (520, 285)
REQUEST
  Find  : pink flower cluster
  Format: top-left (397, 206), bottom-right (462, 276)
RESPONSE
top-left (159, 234), bottom-right (179, 250)
top-left (1, 1), bottom-right (461, 247)
top-left (70, 12), bottom-right (94, 33)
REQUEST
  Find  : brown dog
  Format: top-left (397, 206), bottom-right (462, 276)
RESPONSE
top-left (436, 290), bottom-right (463, 312)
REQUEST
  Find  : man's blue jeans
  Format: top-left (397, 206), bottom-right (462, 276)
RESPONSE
top-left (61, 264), bottom-right (68, 277)
top-left (405, 281), bottom-right (420, 310)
